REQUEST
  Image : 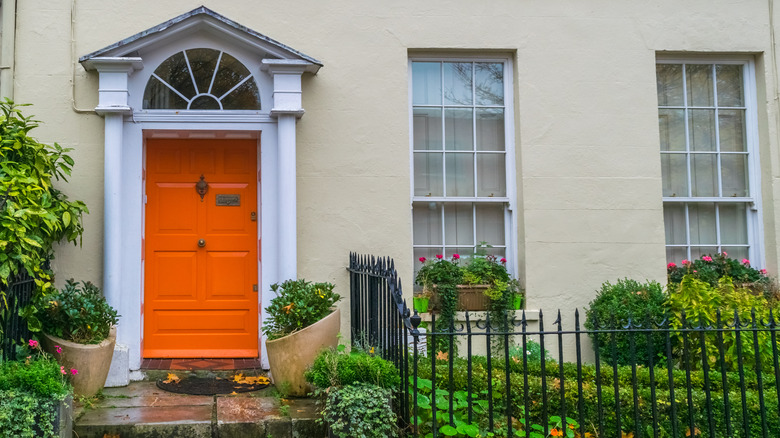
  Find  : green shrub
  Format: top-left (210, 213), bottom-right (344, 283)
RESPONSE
top-left (0, 390), bottom-right (60, 438)
top-left (37, 279), bottom-right (119, 344)
top-left (584, 279), bottom-right (668, 367)
top-left (262, 279), bottom-right (340, 340)
top-left (305, 347), bottom-right (400, 389)
top-left (509, 339), bottom-right (552, 364)
top-left (667, 252), bottom-right (774, 298)
top-left (0, 356), bottom-right (69, 398)
top-left (409, 356), bottom-right (779, 438)
top-left (322, 383), bottom-right (396, 438)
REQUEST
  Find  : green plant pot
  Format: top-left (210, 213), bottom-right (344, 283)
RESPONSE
top-left (413, 297), bottom-right (429, 313)
top-left (512, 294), bottom-right (524, 310)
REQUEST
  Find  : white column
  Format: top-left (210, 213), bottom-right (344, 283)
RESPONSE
top-left (277, 114), bottom-right (298, 281)
top-left (261, 59), bottom-right (316, 282)
top-left (103, 113), bottom-right (124, 309)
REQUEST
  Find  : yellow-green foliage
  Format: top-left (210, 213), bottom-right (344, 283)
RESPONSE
top-left (667, 275), bottom-right (780, 371)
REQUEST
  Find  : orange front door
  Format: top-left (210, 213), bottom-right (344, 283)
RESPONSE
top-left (144, 138), bottom-right (258, 358)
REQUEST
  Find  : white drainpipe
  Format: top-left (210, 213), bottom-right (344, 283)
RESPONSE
top-left (0, 0), bottom-right (16, 100)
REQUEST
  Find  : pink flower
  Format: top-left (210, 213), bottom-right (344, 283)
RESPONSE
top-left (693, 270), bottom-right (698, 273)
top-left (761, 269), bottom-right (768, 275)
top-left (71, 369), bottom-right (78, 375)
top-left (418, 257), bottom-right (426, 263)
top-left (500, 258), bottom-right (507, 264)
top-left (55, 345), bottom-right (62, 354)
top-left (722, 251), bottom-right (728, 257)
top-left (436, 254), bottom-right (443, 259)
top-left (60, 366), bottom-right (66, 375)
top-left (28, 339), bottom-right (38, 348)
top-left (667, 262), bottom-right (677, 269)
top-left (452, 254), bottom-right (460, 260)
top-left (682, 259), bottom-right (690, 265)
top-left (702, 256), bottom-right (713, 262)
top-left (742, 258), bottom-right (750, 265)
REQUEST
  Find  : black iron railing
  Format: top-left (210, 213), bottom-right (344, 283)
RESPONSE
top-left (0, 268), bottom-right (37, 361)
top-left (349, 253), bottom-right (780, 438)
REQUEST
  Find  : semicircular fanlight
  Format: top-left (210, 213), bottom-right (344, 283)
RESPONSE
top-left (143, 48), bottom-right (261, 110)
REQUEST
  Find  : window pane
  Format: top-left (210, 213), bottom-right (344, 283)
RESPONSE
top-left (718, 109), bottom-right (746, 152)
top-left (663, 203), bottom-right (686, 245)
top-left (475, 204), bottom-right (505, 247)
top-left (448, 247), bottom-right (476, 258)
top-left (686, 64), bottom-right (714, 107)
top-left (716, 64), bottom-right (744, 107)
top-left (220, 79), bottom-right (261, 110)
top-left (152, 51), bottom-right (196, 99)
top-left (721, 154), bottom-right (748, 197)
top-left (443, 62), bottom-right (473, 105)
top-left (185, 48), bottom-right (220, 94)
top-left (721, 246), bottom-right (749, 261)
top-left (689, 109), bottom-right (716, 151)
top-left (444, 203), bottom-right (473, 246)
top-left (477, 153), bottom-right (506, 197)
top-left (658, 109), bottom-right (686, 151)
top-left (413, 202), bottom-right (442, 245)
top-left (445, 108), bottom-right (474, 151)
top-left (666, 246), bottom-right (688, 264)
top-left (445, 153), bottom-right (475, 196)
top-left (475, 62), bottom-right (504, 105)
top-left (476, 109), bottom-right (505, 151)
top-left (660, 153), bottom-right (688, 197)
top-left (143, 76), bottom-right (188, 109)
top-left (414, 153), bottom-right (443, 196)
top-left (189, 95), bottom-right (221, 110)
top-left (657, 64), bottom-right (684, 106)
top-left (211, 52), bottom-right (251, 98)
top-left (689, 203), bottom-right (716, 244)
top-left (719, 203), bottom-right (748, 244)
top-left (691, 154), bottom-right (717, 197)
top-left (413, 62), bottom-right (442, 105)
top-left (413, 108), bottom-right (443, 150)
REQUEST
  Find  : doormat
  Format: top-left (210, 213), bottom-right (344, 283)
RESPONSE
top-left (156, 373), bottom-right (271, 395)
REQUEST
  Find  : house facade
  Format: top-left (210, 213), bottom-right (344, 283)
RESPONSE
top-left (2, 1), bottom-right (780, 377)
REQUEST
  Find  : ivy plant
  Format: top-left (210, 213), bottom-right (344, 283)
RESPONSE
top-left (0, 101), bottom-right (88, 329)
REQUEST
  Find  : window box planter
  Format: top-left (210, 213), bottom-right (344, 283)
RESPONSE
top-left (429, 285), bottom-right (491, 311)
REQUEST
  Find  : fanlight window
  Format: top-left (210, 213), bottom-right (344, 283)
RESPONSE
top-left (143, 48), bottom-right (261, 110)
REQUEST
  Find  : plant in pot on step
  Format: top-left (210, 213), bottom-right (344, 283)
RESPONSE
top-left (305, 345), bottom-right (400, 438)
top-left (36, 279), bottom-right (119, 398)
top-left (263, 279), bottom-right (341, 397)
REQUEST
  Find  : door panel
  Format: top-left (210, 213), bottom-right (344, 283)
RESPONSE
top-left (145, 138), bottom-right (258, 358)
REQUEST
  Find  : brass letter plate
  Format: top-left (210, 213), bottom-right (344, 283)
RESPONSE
top-left (215, 194), bottom-right (241, 206)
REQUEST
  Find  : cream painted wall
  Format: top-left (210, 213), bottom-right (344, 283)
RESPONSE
top-left (8, 1), bottom-right (780, 346)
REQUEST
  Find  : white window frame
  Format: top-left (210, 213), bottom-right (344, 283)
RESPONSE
top-left (408, 55), bottom-right (518, 273)
top-left (657, 56), bottom-right (764, 267)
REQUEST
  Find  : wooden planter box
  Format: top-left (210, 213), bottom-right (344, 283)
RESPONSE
top-left (429, 285), bottom-right (491, 311)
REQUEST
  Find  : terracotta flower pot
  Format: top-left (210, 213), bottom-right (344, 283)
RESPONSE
top-left (265, 308), bottom-right (340, 397)
top-left (40, 327), bottom-right (116, 398)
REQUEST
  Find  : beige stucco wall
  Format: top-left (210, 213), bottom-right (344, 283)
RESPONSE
top-left (7, 1), bottom-right (780, 345)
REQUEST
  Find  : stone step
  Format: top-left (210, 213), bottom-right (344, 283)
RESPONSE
top-left (74, 382), bottom-right (325, 438)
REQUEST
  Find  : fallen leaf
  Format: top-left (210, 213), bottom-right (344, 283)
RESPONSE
top-left (436, 351), bottom-right (448, 361)
top-left (230, 391), bottom-right (238, 395)
top-left (163, 373), bottom-right (180, 384)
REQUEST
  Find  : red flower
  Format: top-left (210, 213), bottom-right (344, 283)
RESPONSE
top-left (419, 257), bottom-right (426, 263)
top-left (667, 262), bottom-right (676, 269)
top-left (436, 254), bottom-right (443, 259)
top-left (500, 258), bottom-right (507, 264)
top-left (452, 254), bottom-right (460, 260)
top-left (28, 339), bottom-right (38, 348)
top-left (71, 369), bottom-right (78, 375)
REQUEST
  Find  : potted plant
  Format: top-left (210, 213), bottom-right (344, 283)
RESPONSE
top-left (306, 346), bottom-right (400, 438)
top-left (263, 279), bottom-right (341, 396)
top-left (412, 288), bottom-right (431, 313)
top-left (36, 279), bottom-right (119, 398)
top-left (0, 339), bottom-right (75, 437)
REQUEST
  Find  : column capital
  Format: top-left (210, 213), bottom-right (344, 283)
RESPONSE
top-left (261, 59), bottom-right (318, 118)
top-left (81, 57), bottom-right (143, 115)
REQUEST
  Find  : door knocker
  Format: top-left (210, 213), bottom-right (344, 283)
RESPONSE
top-left (196, 174), bottom-right (208, 201)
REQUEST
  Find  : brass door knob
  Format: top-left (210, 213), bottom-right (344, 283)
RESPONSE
top-left (197, 239), bottom-right (206, 248)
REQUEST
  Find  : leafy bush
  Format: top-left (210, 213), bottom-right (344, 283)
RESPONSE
top-left (0, 356), bottom-right (69, 399)
top-left (0, 101), bottom-right (88, 296)
top-left (322, 383), bottom-right (396, 438)
top-left (305, 347), bottom-right (401, 389)
top-left (0, 390), bottom-right (60, 438)
top-left (667, 275), bottom-right (780, 371)
top-left (667, 252), bottom-right (774, 297)
top-left (584, 278), bottom-right (668, 367)
top-left (262, 279), bottom-right (340, 340)
top-left (509, 339), bottom-right (552, 364)
top-left (409, 356), bottom-right (780, 438)
top-left (37, 279), bottom-right (119, 344)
